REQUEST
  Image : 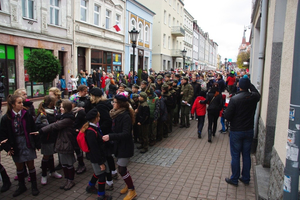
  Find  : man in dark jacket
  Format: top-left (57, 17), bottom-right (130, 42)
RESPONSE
top-left (216, 73), bottom-right (226, 93)
top-left (224, 77), bottom-right (260, 186)
top-left (141, 70), bottom-right (148, 82)
top-left (190, 76), bottom-right (201, 120)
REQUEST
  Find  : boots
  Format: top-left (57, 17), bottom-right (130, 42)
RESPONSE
top-left (208, 130), bottom-right (212, 143)
top-left (31, 181), bottom-right (40, 196)
top-left (198, 131), bottom-right (201, 139)
top-left (64, 179), bottom-right (75, 190)
top-left (13, 182), bottom-right (27, 197)
top-left (0, 168), bottom-right (11, 193)
top-left (123, 189), bottom-right (137, 200)
top-left (120, 185), bottom-right (128, 194)
top-left (60, 179), bottom-right (68, 189)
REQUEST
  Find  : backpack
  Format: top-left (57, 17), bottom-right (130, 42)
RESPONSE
top-left (77, 127), bottom-right (97, 153)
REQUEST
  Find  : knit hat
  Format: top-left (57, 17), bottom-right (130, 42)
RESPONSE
top-left (69, 94), bottom-right (79, 105)
top-left (149, 75), bottom-right (155, 82)
top-left (239, 77), bottom-right (250, 90)
top-left (86, 108), bottom-right (99, 121)
top-left (115, 94), bottom-right (128, 102)
top-left (139, 92), bottom-right (147, 100)
top-left (90, 87), bottom-right (103, 97)
top-left (162, 84), bottom-right (169, 91)
top-left (146, 87), bottom-right (154, 95)
top-left (132, 93), bottom-right (139, 98)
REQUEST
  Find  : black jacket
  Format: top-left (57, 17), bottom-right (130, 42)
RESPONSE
top-left (109, 111), bottom-right (134, 158)
top-left (191, 81), bottom-right (201, 98)
top-left (141, 72), bottom-right (148, 81)
top-left (0, 110), bottom-right (40, 154)
top-left (224, 84), bottom-right (260, 131)
top-left (217, 78), bottom-right (226, 93)
top-left (204, 88), bottom-right (223, 113)
top-left (94, 100), bottom-right (113, 135)
top-left (136, 101), bottom-right (150, 125)
top-left (86, 125), bottom-right (106, 165)
top-left (109, 84), bottom-right (118, 96)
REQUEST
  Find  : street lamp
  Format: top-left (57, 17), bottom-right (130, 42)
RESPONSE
top-left (224, 58), bottom-right (227, 72)
top-left (182, 48), bottom-right (187, 69)
top-left (129, 28), bottom-right (139, 72)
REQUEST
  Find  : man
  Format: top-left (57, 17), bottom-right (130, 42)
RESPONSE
top-left (161, 84), bottom-right (175, 137)
top-left (164, 73), bottom-right (171, 84)
top-left (155, 75), bottom-right (163, 91)
top-left (180, 76), bottom-right (194, 128)
top-left (146, 88), bottom-right (160, 146)
top-left (172, 80), bottom-right (181, 126)
top-left (141, 70), bottom-right (148, 82)
top-left (226, 71), bottom-right (236, 94)
top-left (224, 77), bottom-right (260, 186)
top-left (77, 70), bottom-right (84, 86)
top-left (175, 74), bottom-right (181, 86)
top-left (190, 76), bottom-right (201, 120)
top-left (130, 84), bottom-right (140, 98)
top-left (140, 80), bottom-right (148, 92)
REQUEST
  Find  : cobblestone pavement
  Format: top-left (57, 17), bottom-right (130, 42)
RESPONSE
top-left (0, 118), bottom-right (256, 200)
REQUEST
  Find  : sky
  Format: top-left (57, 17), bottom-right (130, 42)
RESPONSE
top-left (184, 0), bottom-right (252, 62)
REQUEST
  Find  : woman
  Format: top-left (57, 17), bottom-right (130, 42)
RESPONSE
top-left (102, 95), bottom-right (137, 200)
top-left (108, 79), bottom-right (118, 98)
top-left (101, 72), bottom-right (108, 93)
top-left (35, 95), bottom-right (62, 185)
top-left (69, 75), bottom-right (79, 94)
top-left (201, 82), bottom-right (223, 143)
top-left (105, 74), bottom-right (113, 96)
top-left (0, 95), bottom-right (40, 197)
top-left (34, 100), bottom-right (77, 190)
top-left (14, 88), bottom-right (35, 118)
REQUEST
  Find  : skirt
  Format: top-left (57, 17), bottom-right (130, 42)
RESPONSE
top-left (41, 143), bottom-right (55, 155)
top-left (12, 135), bottom-right (37, 163)
top-left (59, 153), bottom-right (76, 166)
top-left (91, 161), bottom-right (110, 175)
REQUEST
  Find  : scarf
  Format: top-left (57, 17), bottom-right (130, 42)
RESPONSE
top-left (109, 107), bottom-right (126, 120)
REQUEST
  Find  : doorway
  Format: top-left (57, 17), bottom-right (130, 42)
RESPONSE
top-left (77, 47), bottom-right (86, 74)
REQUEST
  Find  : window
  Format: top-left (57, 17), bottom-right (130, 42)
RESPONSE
top-left (177, 3), bottom-right (179, 13)
top-left (106, 10), bottom-right (111, 29)
top-left (168, 36), bottom-right (170, 49)
top-left (50, 0), bottom-right (60, 25)
top-left (145, 25), bottom-right (149, 43)
top-left (22, 0), bottom-right (34, 19)
top-left (116, 14), bottom-right (120, 25)
top-left (168, 14), bottom-right (171, 27)
top-left (163, 34), bottom-right (166, 48)
top-left (94, 5), bottom-right (100, 25)
top-left (138, 22), bottom-right (143, 42)
top-left (131, 18), bottom-right (136, 30)
top-left (80, 0), bottom-right (87, 21)
top-left (144, 57), bottom-right (149, 70)
top-left (173, 17), bottom-right (175, 26)
top-left (164, 10), bottom-right (166, 24)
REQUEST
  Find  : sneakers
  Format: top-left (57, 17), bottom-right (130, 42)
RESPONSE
top-left (120, 185), bottom-right (128, 194)
top-left (123, 189), bottom-right (137, 200)
top-left (50, 171), bottom-right (62, 179)
top-left (64, 179), bottom-right (75, 190)
top-left (105, 184), bottom-right (114, 191)
top-left (86, 185), bottom-right (97, 194)
top-left (76, 165), bottom-right (86, 175)
top-left (41, 176), bottom-right (47, 185)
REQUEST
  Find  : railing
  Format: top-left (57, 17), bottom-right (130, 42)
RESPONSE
top-left (171, 26), bottom-right (185, 37)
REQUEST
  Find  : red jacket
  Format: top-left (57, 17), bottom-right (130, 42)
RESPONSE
top-left (101, 76), bottom-right (108, 89)
top-left (191, 96), bottom-right (206, 116)
top-left (227, 76), bottom-right (236, 86)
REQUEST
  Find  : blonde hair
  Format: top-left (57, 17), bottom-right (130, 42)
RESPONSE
top-left (49, 87), bottom-right (61, 100)
top-left (90, 95), bottom-right (107, 104)
top-left (14, 88), bottom-right (26, 95)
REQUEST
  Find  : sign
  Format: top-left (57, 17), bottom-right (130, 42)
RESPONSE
top-left (290, 108), bottom-right (295, 121)
top-left (61, 47), bottom-right (65, 51)
top-left (228, 58), bottom-right (232, 62)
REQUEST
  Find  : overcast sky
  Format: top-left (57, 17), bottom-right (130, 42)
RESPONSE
top-left (184, 0), bottom-right (252, 62)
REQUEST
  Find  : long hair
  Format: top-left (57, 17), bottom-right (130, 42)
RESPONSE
top-left (80, 112), bottom-right (100, 133)
top-left (6, 95), bottom-right (22, 120)
top-left (49, 87), bottom-right (61, 100)
top-left (37, 95), bottom-right (56, 116)
top-left (116, 100), bottom-right (135, 125)
top-left (90, 95), bottom-right (107, 104)
top-left (61, 99), bottom-right (73, 113)
top-left (212, 82), bottom-right (220, 97)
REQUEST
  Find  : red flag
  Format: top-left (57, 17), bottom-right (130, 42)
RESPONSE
top-left (113, 24), bottom-right (121, 32)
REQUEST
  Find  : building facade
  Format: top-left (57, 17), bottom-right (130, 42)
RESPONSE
top-left (183, 8), bottom-right (193, 69)
top-left (125, 0), bottom-right (155, 74)
top-left (137, 0), bottom-right (185, 72)
top-left (0, 0), bottom-right (73, 99)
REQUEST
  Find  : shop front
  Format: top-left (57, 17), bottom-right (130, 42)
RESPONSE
top-left (90, 49), bottom-right (122, 73)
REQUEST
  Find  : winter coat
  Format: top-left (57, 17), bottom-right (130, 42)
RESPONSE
top-left (147, 95), bottom-right (160, 120)
top-left (109, 111), bottom-right (134, 158)
top-left (72, 107), bottom-right (86, 134)
top-left (92, 73), bottom-right (98, 85)
top-left (60, 79), bottom-right (66, 89)
top-left (87, 77), bottom-right (94, 87)
top-left (40, 112), bottom-right (77, 154)
top-left (109, 84), bottom-right (118, 96)
top-left (224, 84), bottom-right (260, 131)
top-left (81, 77), bottom-right (87, 86)
top-left (217, 78), bottom-right (226, 93)
top-left (93, 100), bottom-right (113, 135)
top-left (204, 89), bottom-right (223, 113)
top-left (86, 125), bottom-right (106, 165)
top-left (180, 83), bottom-right (194, 105)
top-left (191, 81), bottom-right (201, 98)
top-left (101, 76), bottom-right (108, 89)
top-left (105, 78), bottom-right (111, 91)
top-left (0, 109), bottom-right (40, 154)
top-left (226, 75), bottom-right (236, 86)
top-left (191, 96), bottom-right (206, 116)
top-left (70, 77), bottom-right (79, 91)
top-left (136, 101), bottom-right (150, 125)
top-left (35, 109), bottom-right (57, 144)
top-left (162, 92), bottom-right (175, 111)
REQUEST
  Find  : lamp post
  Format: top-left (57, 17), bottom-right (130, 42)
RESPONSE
top-left (182, 48), bottom-right (187, 69)
top-left (129, 28), bottom-right (139, 72)
top-left (224, 58), bottom-right (227, 72)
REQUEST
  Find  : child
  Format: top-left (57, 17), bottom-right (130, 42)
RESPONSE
top-left (84, 108), bottom-right (112, 200)
top-left (136, 92), bottom-right (150, 153)
top-left (191, 92), bottom-right (207, 138)
top-left (81, 74), bottom-right (88, 86)
top-left (219, 94), bottom-right (227, 133)
top-left (60, 75), bottom-right (66, 99)
top-left (35, 95), bottom-right (62, 185)
top-left (0, 95), bottom-right (40, 197)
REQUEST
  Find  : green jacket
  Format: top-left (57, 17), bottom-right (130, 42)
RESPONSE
top-left (181, 83), bottom-right (194, 105)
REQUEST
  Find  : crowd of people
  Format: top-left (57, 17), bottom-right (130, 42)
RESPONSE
top-left (0, 67), bottom-right (259, 199)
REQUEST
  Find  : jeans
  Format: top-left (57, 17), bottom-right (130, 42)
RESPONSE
top-left (229, 129), bottom-right (254, 184)
top-left (208, 110), bottom-right (219, 134)
top-left (197, 115), bottom-right (205, 134)
top-left (221, 117), bottom-right (225, 131)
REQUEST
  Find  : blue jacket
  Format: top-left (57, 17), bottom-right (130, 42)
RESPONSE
top-left (60, 79), bottom-right (66, 89)
top-left (81, 77), bottom-right (87, 86)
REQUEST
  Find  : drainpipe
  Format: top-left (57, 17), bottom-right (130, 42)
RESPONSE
top-left (283, 1), bottom-right (300, 199)
top-left (253, 0), bottom-right (268, 143)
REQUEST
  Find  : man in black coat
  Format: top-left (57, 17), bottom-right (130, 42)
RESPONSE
top-left (190, 76), bottom-right (201, 120)
top-left (224, 77), bottom-right (260, 186)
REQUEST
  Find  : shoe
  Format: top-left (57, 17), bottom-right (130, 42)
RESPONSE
top-left (239, 177), bottom-right (249, 185)
top-left (198, 134), bottom-right (201, 139)
top-left (208, 139), bottom-right (212, 143)
top-left (136, 145), bottom-right (143, 149)
top-left (41, 176), bottom-right (47, 185)
top-left (156, 138), bottom-right (162, 142)
top-left (179, 125), bottom-right (185, 128)
top-left (123, 189), bottom-right (137, 200)
top-left (1, 180), bottom-right (11, 192)
top-left (112, 173), bottom-right (119, 180)
top-left (76, 165), bottom-right (86, 175)
top-left (225, 178), bottom-right (238, 187)
top-left (31, 181), bottom-right (40, 196)
top-left (149, 141), bottom-right (156, 146)
top-left (120, 185), bottom-right (128, 194)
top-left (60, 179), bottom-right (68, 189)
top-left (50, 171), bottom-right (62, 179)
top-left (86, 185), bottom-right (97, 194)
top-left (163, 135), bottom-right (168, 138)
top-left (64, 179), bottom-right (75, 190)
top-left (186, 124), bottom-right (190, 128)
top-left (105, 184), bottom-right (114, 191)
top-left (140, 148), bottom-right (148, 153)
top-left (55, 164), bottom-right (62, 171)
top-left (13, 184), bottom-right (27, 197)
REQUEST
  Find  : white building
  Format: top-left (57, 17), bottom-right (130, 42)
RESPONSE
top-left (183, 8), bottom-right (193, 69)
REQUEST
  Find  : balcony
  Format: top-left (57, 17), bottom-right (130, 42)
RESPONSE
top-left (171, 49), bottom-right (184, 57)
top-left (171, 26), bottom-right (185, 37)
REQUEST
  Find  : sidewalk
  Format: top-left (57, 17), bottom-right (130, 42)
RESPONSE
top-left (0, 117), bottom-right (256, 200)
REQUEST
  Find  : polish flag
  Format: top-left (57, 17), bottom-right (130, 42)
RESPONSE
top-left (113, 24), bottom-right (122, 32)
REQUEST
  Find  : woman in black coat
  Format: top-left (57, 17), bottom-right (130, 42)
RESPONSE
top-left (201, 83), bottom-right (223, 143)
top-left (102, 95), bottom-right (137, 200)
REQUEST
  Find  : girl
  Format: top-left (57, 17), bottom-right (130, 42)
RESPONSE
top-left (191, 91), bottom-right (207, 138)
top-left (0, 95), bottom-right (40, 197)
top-left (84, 108), bottom-right (112, 200)
top-left (35, 95), bottom-right (62, 185)
top-left (102, 95), bottom-right (137, 200)
top-left (34, 100), bottom-right (77, 190)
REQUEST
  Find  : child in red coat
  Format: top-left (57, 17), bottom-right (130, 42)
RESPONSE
top-left (191, 92), bottom-right (206, 138)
